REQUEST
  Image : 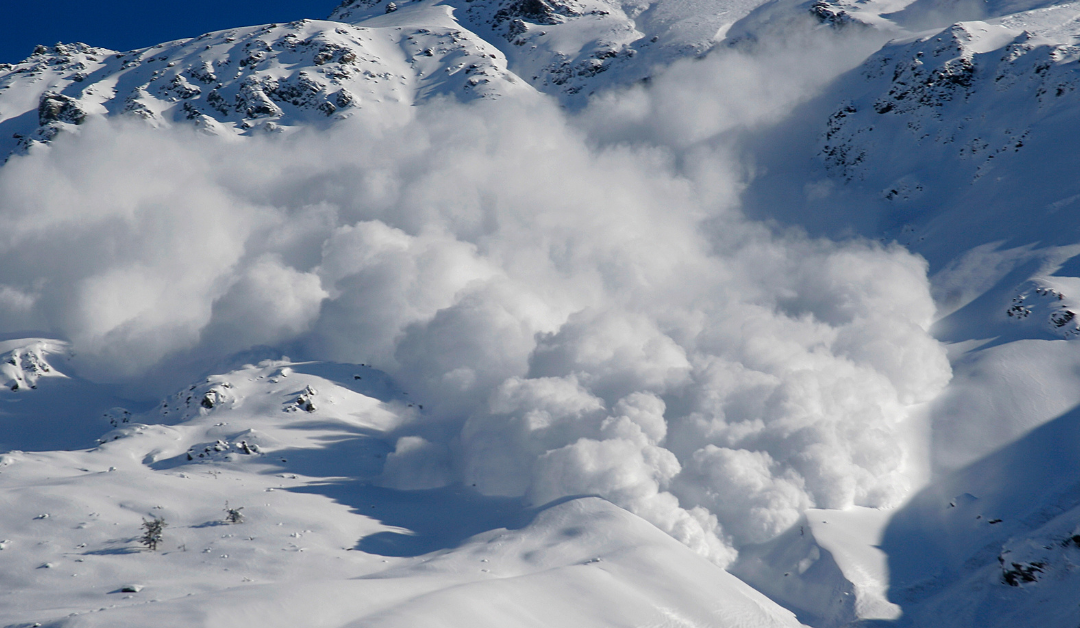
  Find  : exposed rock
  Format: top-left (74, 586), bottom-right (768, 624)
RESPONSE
top-left (38, 92), bottom-right (86, 125)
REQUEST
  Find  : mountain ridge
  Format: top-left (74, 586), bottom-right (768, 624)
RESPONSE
top-left (4, 0), bottom-right (1080, 625)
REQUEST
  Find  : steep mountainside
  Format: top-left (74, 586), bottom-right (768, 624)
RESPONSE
top-left (741, 2), bottom-right (1080, 472)
top-left (729, 6), bottom-right (1080, 623)
top-left (877, 403), bottom-right (1080, 628)
top-left (332, 0), bottom-right (776, 103)
top-left (0, 12), bottom-right (525, 158)
top-left (5, 0), bottom-right (1080, 626)
top-left (0, 0), bottom-right (797, 159)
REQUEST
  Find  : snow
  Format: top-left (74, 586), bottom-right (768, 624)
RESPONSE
top-left (0, 17), bottom-right (527, 159)
top-left (0, 357), bottom-right (803, 628)
top-left (332, 0), bottom-right (781, 104)
top-left (728, 0), bottom-right (1080, 619)
top-left (731, 507), bottom-right (900, 627)
top-left (874, 401), bottom-right (1080, 627)
top-left (0, 339), bottom-right (143, 453)
top-left (4, 0), bottom-right (1080, 624)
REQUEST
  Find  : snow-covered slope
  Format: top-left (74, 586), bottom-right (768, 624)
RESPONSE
top-left (0, 357), bottom-right (804, 628)
top-left (731, 507), bottom-right (900, 627)
top-left (0, 0), bottom-right (797, 158)
top-left (718, 1), bottom-right (1080, 624)
top-left (6, 0), bottom-right (1080, 624)
top-left (332, 0), bottom-right (776, 104)
top-left (817, 12), bottom-right (1080, 243)
top-left (0, 339), bottom-right (141, 453)
top-left (0, 15), bottom-right (526, 158)
top-left (741, 0), bottom-right (1080, 468)
top-left (747, 4), bottom-right (1080, 259)
top-left (875, 404), bottom-right (1080, 627)
top-left (2, 338), bottom-right (68, 392)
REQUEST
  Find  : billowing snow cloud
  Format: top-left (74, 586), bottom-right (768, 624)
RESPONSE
top-left (0, 30), bottom-right (950, 564)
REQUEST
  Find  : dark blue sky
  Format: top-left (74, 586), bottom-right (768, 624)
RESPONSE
top-left (2, 0), bottom-right (340, 64)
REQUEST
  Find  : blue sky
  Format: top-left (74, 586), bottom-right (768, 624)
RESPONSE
top-left (2, 0), bottom-right (339, 64)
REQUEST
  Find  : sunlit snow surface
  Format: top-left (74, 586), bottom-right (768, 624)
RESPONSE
top-left (3, 0), bottom-right (1080, 625)
top-left (0, 356), bottom-right (802, 628)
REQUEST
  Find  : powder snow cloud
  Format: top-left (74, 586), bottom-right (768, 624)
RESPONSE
top-left (0, 29), bottom-right (950, 564)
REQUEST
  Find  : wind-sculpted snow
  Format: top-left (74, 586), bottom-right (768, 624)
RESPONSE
top-left (0, 59), bottom-right (951, 563)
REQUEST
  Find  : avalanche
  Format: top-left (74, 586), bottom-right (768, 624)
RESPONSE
top-left (2, 0), bottom-right (1080, 626)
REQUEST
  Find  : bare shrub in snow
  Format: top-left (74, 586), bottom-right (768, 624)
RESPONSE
top-left (223, 502), bottom-right (244, 524)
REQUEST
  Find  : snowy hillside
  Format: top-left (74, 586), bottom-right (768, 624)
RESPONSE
top-left (730, 2), bottom-right (1080, 623)
top-left (4, 0), bottom-right (1080, 625)
top-left (332, 0), bottom-right (776, 103)
top-left (0, 14), bottom-right (525, 158)
top-left (0, 357), bottom-right (803, 627)
top-left (0, 339), bottom-right (139, 453)
top-left (874, 402), bottom-right (1080, 627)
top-left (0, 0), bottom-right (784, 159)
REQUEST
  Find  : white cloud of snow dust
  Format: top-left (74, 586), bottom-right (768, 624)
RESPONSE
top-left (0, 27), bottom-right (950, 565)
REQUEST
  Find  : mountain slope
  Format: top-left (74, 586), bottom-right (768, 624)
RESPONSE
top-left (0, 356), bottom-right (805, 628)
top-left (739, 1), bottom-right (1080, 470)
top-left (0, 339), bottom-right (140, 453)
top-left (0, 15), bottom-right (526, 158)
top-left (0, 0), bottom-right (796, 158)
top-left (876, 403), bottom-right (1080, 627)
top-left (332, 0), bottom-right (777, 104)
top-left (5, 0), bottom-right (1080, 625)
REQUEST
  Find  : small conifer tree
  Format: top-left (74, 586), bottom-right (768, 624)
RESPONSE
top-left (140, 516), bottom-right (167, 551)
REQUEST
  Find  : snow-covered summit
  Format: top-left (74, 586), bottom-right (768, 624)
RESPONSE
top-left (331, 0), bottom-right (777, 103)
top-left (0, 0), bottom-right (808, 158)
top-left (0, 17), bottom-right (525, 158)
top-left (1, 338), bottom-right (69, 392)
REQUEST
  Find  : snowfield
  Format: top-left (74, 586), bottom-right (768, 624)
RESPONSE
top-left (0, 354), bottom-right (803, 628)
top-left (3, 0), bottom-right (1080, 625)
